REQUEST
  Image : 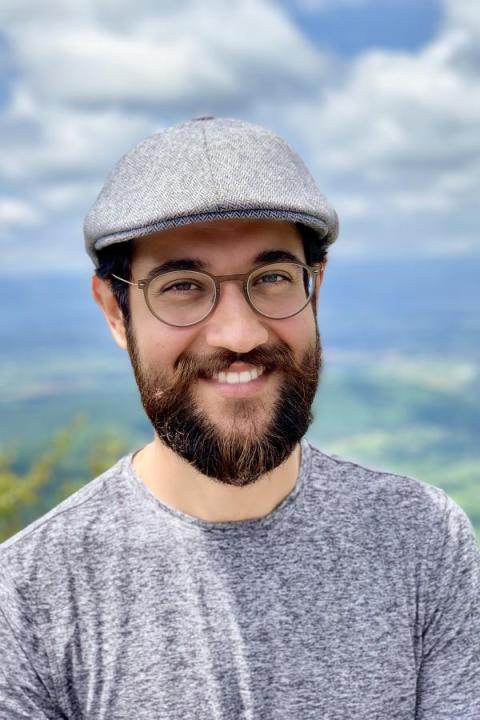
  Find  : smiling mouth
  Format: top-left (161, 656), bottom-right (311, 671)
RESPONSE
top-left (211, 365), bottom-right (266, 384)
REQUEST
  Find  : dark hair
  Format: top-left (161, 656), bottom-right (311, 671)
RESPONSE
top-left (95, 222), bottom-right (329, 323)
top-left (296, 223), bottom-right (329, 266)
top-left (95, 240), bottom-right (133, 323)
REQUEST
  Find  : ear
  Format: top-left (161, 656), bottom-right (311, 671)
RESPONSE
top-left (314, 257), bottom-right (328, 295)
top-left (91, 275), bottom-right (128, 350)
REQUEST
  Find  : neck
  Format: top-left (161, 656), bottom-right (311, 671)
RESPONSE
top-left (132, 438), bottom-right (302, 523)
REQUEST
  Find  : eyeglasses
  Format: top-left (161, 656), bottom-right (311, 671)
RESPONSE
top-left (112, 260), bottom-right (323, 328)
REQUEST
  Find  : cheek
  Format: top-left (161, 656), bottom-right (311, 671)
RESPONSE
top-left (129, 312), bottom-right (196, 369)
top-left (271, 307), bottom-right (317, 347)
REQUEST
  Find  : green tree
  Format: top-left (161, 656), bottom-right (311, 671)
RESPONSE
top-left (0, 421), bottom-right (126, 543)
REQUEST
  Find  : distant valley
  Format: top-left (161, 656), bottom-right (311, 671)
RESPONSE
top-left (1, 256), bottom-right (479, 539)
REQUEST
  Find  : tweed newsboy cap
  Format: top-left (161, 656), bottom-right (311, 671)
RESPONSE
top-left (84, 116), bottom-right (339, 266)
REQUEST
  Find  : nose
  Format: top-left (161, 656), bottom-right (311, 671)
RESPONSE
top-left (204, 280), bottom-right (269, 353)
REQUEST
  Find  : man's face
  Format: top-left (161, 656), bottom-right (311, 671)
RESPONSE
top-left (121, 219), bottom-right (324, 486)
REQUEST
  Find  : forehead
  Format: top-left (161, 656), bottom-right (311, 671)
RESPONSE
top-left (132, 219), bottom-right (305, 270)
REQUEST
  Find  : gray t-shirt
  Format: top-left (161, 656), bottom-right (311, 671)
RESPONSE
top-left (1, 438), bottom-right (479, 719)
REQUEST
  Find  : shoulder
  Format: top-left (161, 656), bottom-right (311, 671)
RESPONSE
top-left (305, 437), bottom-right (450, 509)
top-left (0, 455), bottom-right (133, 592)
top-left (303, 438), bottom-right (474, 555)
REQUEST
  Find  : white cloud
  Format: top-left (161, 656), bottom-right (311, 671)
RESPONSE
top-left (295, 0), bottom-right (371, 10)
top-left (0, 197), bottom-right (42, 226)
top-left (331, 194), bottom-right (370, 220)
top-left (0, 0), bottom-right (327, 177)
top-left (2, 0), bottom-right (325, 111)
top-left (0, 0), bottom-right (331, 272)
top-left (286, 0), bottom-right (480, 257)
top-left (446, 0), bottom-right (480, 34)
top-left (35, 181), bottom-right (104, 214)
top-left (0, 86), bottom-right (155, 184)
top-left (0, 196), bottom-right (43, 252)
top-left (0, 0), bottom-right (478, 272)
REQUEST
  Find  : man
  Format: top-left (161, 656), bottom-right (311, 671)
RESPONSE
top-left (0, 117), bottom-right (478, 719)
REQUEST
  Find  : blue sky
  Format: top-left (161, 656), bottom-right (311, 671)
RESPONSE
top-left (0, 0), bottom-right (478, 274)
top-left (284, 0), bottom-right (442, 55)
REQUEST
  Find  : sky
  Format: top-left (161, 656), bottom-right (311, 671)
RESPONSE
top-left (0, 0), bottom-right (479, 274)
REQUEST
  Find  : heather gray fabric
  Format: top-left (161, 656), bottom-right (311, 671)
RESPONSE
top-left (83, 117), bottom-right (339, 267)
top-left (1, 438), bottom-right (479, 719)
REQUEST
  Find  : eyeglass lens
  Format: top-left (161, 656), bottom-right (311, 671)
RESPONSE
top-left (145, 262), bottom-right (314, 326)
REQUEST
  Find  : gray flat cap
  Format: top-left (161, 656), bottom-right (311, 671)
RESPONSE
top-left (84, 117), bottom-right (339, 266)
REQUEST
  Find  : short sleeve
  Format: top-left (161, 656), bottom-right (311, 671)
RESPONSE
top-left (0, 566), bottom-right (65, 719)
top-left (416, 493), bottom-right (480, 719)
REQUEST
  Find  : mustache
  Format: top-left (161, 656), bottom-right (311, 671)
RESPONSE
top-left (172, 344), bottom-right (301, 384)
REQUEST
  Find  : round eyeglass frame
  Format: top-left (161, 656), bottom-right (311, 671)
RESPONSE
top-left (111, 260), bottom-right (324, 328)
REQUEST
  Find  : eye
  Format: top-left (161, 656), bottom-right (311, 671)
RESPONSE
top-left (256, 272), bottom-right (290, 284)
top-left (163, 281), bottom-right (203, 293)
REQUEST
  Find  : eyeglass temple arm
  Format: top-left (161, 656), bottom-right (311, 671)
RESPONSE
top-left (111, 261), bottom-right (325, 287)
top-left (111, 273), bottom-right (138, 287)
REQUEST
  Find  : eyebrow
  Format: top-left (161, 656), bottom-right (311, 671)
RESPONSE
top-left (144, 249), bottom-right (303, 281)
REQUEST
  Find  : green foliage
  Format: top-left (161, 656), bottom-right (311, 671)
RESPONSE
top-left (1, 353), bottom-right (478, 547)
top-left (0, 420), bottom-right (127, 543)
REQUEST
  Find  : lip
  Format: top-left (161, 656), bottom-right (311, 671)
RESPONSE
top-left (199, 368), bottom-right (273, 397)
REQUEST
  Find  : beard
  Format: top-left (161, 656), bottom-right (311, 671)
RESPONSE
top-left (126, 323), bottom-right (322, 488)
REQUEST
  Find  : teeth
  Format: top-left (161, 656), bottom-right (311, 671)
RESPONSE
top-left (213, 366), bottom-right (265, 384)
